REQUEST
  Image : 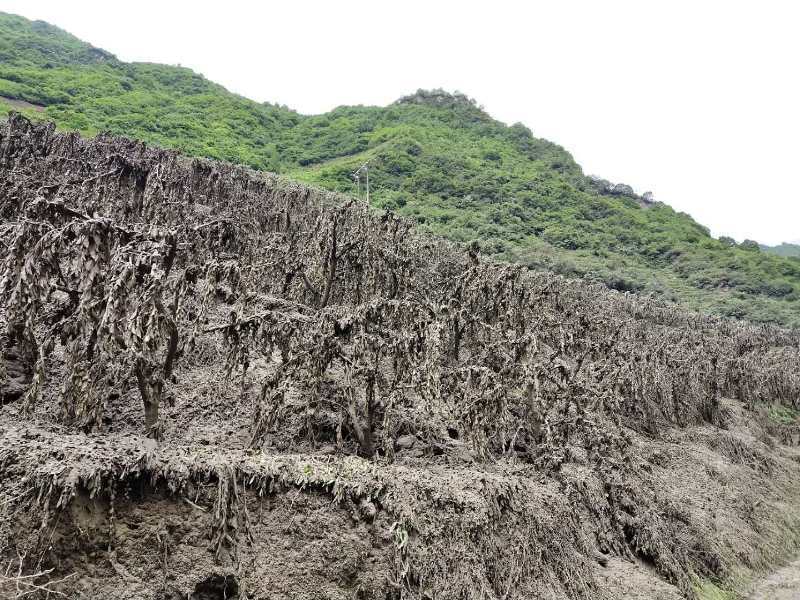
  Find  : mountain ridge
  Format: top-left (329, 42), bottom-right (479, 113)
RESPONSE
top-left (1, 11), bottom-right (799, 327)
top-left (763, 242), bottom-right (800, 258)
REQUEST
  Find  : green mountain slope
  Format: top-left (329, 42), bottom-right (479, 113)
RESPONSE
top-left (2, 11), bottom-right (799, 327)
top-left (763, 243), bottom-right (800, 258)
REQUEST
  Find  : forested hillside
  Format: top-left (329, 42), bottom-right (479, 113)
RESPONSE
top-left (2, 11), bottom-right (799, 326)
top-left (763, 243), bottom-right (800, 258)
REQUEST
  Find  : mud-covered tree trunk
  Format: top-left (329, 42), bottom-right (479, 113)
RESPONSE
top-left (135, 358), bottom-right (160, 436)
top-left (134, 299), bottom-right (179, 439)
top-left (362, 374), bottom-right (376, 457)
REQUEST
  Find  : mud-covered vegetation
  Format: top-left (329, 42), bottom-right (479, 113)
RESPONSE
top-left (1, 115), bottom-right (800, 599)
top-left (3, 12), bottom-right (800, 328)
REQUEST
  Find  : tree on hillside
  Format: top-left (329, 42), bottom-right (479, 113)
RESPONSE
top-left (740, 239), bottom-right (761, 252)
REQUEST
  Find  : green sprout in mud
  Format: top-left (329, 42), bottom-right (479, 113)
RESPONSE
top-left (768, 405), bottom-right (800, 426)
top-left (390, 522), bottom-right (409, 551)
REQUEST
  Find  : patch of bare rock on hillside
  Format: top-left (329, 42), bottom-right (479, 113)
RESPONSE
top-left (1, 114), bottom-right (800, 599)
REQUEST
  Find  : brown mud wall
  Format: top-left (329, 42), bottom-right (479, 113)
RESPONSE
top-left (1, 115), bottom-right (800, 599)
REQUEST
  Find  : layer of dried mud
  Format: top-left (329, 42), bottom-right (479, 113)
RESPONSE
top-left (747, 557), bottom-right (800, 599)
top-left (1, 115), bottom-right (800, 599)
top-left (3, 399), bottom-right (800, 599)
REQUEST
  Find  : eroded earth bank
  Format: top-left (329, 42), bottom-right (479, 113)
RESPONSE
top-left (1, 115), bottom-right (800, 599)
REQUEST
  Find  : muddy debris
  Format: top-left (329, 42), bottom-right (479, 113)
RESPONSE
top-left (1, 114), bottom-right (800, 599)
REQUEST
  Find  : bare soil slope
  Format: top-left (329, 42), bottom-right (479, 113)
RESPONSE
top-left (1, 115), bottom-right (800, 599)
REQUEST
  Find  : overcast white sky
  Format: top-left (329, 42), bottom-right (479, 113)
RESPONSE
top-left (2, 0), bottom-right (798, 244)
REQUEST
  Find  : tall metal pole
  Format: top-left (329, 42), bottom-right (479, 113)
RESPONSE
top-left (352, 160), bottom-right (371, 203)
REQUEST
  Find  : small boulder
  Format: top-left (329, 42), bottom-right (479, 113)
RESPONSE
top-left (395, 434), bottom-right (416, 450)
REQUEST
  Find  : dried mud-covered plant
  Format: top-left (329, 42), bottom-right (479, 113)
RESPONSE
top-left (2, 113), bottom-right (798, 452)
top-left (0, 197), bottom-right (192, 435)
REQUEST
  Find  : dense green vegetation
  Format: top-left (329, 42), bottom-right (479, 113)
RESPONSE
top-left (763, 243), bottom-right (800, 258)
top-left (2, 11), bottom-right (799, 327)
top-left (0, 13), bottom-right (299, 170)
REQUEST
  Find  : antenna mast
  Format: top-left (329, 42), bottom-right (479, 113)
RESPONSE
top-left (352, 160), bottom-right (371, 203)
